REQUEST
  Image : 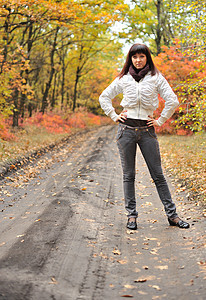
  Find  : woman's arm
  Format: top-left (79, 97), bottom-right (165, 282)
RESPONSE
top-left (99, 77), bottom-right (123, 122)
top-left (155, 73), bottom-right (179, 126)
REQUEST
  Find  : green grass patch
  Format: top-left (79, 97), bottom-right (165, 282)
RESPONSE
top-left (158, 133), bottom-right (206, 204)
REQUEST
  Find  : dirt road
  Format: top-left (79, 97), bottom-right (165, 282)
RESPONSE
top-left (0, 125), bottom-right (205, 300)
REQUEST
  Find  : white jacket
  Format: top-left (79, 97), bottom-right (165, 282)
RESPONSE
top-left (99, 72), bottom-right (179, 126)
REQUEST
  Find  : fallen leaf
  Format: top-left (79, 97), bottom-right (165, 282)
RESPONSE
top-left (0, 242), bottom-right (6, 247)
top-left (134, 278), bottom-right (147, 283)
top-left (150, 250), bottom-right (158, 255)
top-left (179, 265), bottom-right (185, 269)
top-left (149, 285), bottom-right (161, 291)
top-left (127, 237), bottom-right (136, 241)
top-left (197, 261), bottom-right (206, 266)
top-left (50, 277), bottom-right (58, 284)
top-left (155, 265), bottom-right (168, 270)
top-left (112, 248), bottom-right (121, 255)
top-left (117, 260), bottom-right (127, 264)
top-left (81, 187), bottom-right (87, 191)
top-left (144, 237), bottom-right (157, 241)
top-left (124, 284), bottom-right (136, 289)
top-left (121, 295), bottom-right (133, 298)
top-left (138, 291), bottom-right (148, 295)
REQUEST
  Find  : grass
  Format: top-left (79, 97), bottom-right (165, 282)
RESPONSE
top-left (0, 110), bottom-right (112, 167)
top-left (158, 133), bottom-right (206, 204)
top-left (0, 125), bottom-right (74, 165)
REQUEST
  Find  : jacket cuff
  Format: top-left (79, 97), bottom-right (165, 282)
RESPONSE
top-left (108, 110), bottom-right (118, 122)
top-left (156, 116), bottom-right (167, 126)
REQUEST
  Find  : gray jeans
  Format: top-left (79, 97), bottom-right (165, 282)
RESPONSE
top-left (116, 123), bottom-right (178, 220)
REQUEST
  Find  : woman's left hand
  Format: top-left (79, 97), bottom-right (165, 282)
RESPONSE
top-left (147, 115), bottom-right (158, 127)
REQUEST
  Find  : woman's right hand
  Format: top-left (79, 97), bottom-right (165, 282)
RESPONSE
top-left (116, 110), bottom-right (127, 122)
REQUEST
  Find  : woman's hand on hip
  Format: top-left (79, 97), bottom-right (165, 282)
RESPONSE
top-left (147, 115), bottom-right (158, 127)
top-left (116, 110), bottom-right (127, 123)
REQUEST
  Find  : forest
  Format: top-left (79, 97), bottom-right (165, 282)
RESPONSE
top-left (0, 0), bottom-right (205, 139)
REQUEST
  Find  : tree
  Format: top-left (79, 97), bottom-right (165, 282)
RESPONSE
top-left (0, 0), bottom-right (127, 125)
top-left (154, 42), bottom-right (206, 133)
top-left (121, 0), bottom-right (177, 54)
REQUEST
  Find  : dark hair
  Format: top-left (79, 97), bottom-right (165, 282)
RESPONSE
top-left (118, 43), bottom-right (158, 78)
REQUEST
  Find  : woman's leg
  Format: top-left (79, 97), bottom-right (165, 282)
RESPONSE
top-left (117, 127), bottom-right (138, 219)
top-left (138, 128), bottom-right (178, 219)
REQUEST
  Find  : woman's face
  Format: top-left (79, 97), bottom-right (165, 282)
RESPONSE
top-left (131, 52), bottom-right (147, 69)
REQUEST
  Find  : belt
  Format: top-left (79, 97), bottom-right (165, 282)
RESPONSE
top-left (119, 123), bottom-right (150, 131)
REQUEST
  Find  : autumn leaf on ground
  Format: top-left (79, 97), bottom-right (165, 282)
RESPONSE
top-left (197, 261), bottom-right (206, 270)
top-left (124, 284), bottom-right (136, 289)
top-left (155, 265), bottom-right (168, 270)
top-left (144, 237), bottom-right (157, 241)
top-left (117, 259), bottom-right (127, 264)
top-left (49, 277), bottom-right (58, 284)
top-left (83, 218), bottom-right (95, 222)
top-left (134, 278), bottom-right (147, 283)
top-left (149, 284), bottom-right (161, 291)
top-left (112, 248), bottom-right (121, 255)
top-left (120, 295), bottom-right (133, 298)
top-left (138, 291), bottom-right (148, 295)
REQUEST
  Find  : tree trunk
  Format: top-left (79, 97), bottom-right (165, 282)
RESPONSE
top-left (51, 71), bottom-right (58, 109)
top-left (41, 26), bottom-right (59, 113)
top-left (20, 21), bottom-right (34, 119)
top-left (155, 0), bottom-right (162, 55)
top-left (61, 63), bottom-right (65, 110)
top-left (0, 10), bottom-right (10, 74)
top-left (28, 102), bottom-right (32, 117)
top-left (72, 67), bottom-right (80, 112)
top-left (12, 88), bottom-right (19, 127)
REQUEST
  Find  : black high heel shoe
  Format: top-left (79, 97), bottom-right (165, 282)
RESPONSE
top-left (168, 217), bottom-right (190, 229)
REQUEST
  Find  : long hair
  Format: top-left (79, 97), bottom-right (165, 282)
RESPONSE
top-left (118, 43), bottom-right (158, 78)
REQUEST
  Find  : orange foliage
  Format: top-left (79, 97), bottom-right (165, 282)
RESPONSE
top-left (153, 41), bottom-right (206, 135)
top-left (0, 115), bottom-right (15, 140)
top-left (21, 109), bottom-right (111, 136)
top-left (154, 43), bottom-right (205, 83)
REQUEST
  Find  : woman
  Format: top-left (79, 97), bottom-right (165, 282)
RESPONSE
top-left (99, 43), bottom-right (189, 230)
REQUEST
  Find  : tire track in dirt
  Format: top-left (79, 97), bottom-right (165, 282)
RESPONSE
top-left (0, 125), bottom-right (205, 300)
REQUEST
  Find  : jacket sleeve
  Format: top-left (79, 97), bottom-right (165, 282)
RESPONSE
top-left (99, 77), bottom-right (123, 121)
top-left (156, 73), bottom-right (179, 126)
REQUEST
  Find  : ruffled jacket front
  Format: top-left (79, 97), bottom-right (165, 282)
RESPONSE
top-left (99, 72), bottom-right (179, 125)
